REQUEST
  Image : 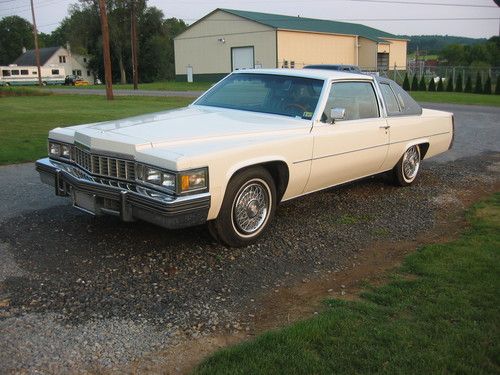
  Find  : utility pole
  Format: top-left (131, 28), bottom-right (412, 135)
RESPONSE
top-left (130, 0), bottom-right (139, 90)
top-left (98, 0), bottom-right (114, 100)
top-left (29, 0), bottom-right (42, 87)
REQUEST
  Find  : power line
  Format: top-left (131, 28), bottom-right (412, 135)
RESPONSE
top-left (176, 17), bottom-right (500, 22)
top-left (345, 0), bottom-right (497, 7)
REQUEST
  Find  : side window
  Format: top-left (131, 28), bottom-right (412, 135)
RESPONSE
top-left (380, 83), bottom-right (400, 115)
top-left (322, 81), bottom-right (379, 122)
top-left (389, 82), bottom-right (423, 116)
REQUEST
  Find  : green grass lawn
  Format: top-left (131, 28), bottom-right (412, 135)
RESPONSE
top-left (194, 194), bottom-right (500, 374)
top-left (41, 81), bottom-right (213, 91)
top-left (411, 91), bottom-right (500, 107)
top-left (0, 95), bottom-right (192, 165)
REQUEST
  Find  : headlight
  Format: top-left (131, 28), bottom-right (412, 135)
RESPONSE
top-left (137, 164), bottom-right (208, 194)
top-left (48, 140), bottom-right (72, 159)
top-left (141, 166), bottom-right (177, 191)
top-left (179, 168), bottom-right (207, 193)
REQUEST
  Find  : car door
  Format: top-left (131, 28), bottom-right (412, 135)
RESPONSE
top-left (304, 80), bottom-right (389, 193)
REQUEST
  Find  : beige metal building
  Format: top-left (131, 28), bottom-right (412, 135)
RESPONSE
top-left (174, 9), bottom-right (408, 81)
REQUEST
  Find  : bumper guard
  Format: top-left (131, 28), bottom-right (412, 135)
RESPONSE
top-left (35, 158), bottom-right (210, 230)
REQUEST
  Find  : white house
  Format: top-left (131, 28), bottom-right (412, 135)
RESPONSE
top-left (13, 45), bottom-right (95, 83)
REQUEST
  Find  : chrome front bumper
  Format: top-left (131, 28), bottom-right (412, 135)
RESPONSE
top-left (35, 158), bottom-right (210, 229)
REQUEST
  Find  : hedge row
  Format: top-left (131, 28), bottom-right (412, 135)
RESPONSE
top-left (402, 73), bottom-right (499, 94)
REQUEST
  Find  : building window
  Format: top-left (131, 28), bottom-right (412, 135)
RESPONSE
top-left (87, 70), bottom-right (91, 76)
top-left (83, 57), bottom-right (87, 63)
top-left (21, 70), bottom-right (29, 75)
top-left (59, 55), bottom-right (66, 63)
top-left (76, 69), bottom-right (82, 76)
top-left (51, 69), bottom-right (60, 75)
top-left (290, 61), bottom-right (295, 69)
top-left (283, 60), bottom-right (288, 68)
top-left (72, 70), bottom-right (76, 75)
top-left (32, 71), bottom-right (37, 75)
top-left (2, 70), bottom-right (10, 77)
top-left (11, 70), bottom-right (19, 75)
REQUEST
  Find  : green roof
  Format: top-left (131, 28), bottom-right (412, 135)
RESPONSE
top-left (220, 8), bottom-right (406, 43)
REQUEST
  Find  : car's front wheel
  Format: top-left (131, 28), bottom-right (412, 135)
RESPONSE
top-left (208, 167), bottom-right (276, 247)
top-left (392, 144), bottom-right (421, 186)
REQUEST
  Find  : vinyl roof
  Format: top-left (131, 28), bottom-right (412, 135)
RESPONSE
top-left (232, 68), bottom-right (373, 81)
top-left (12, 46), bottom-right (60, 66)
top-left (220, 8), bottom-right (406, 43)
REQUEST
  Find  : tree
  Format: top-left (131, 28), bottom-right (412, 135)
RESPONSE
top-left (495, 75), bottom-right (500, 95)
top-left (411, 75), bottom-right (418, 91)
top-left (455, 73), bottom-right (463, 92)
top-left (437, 77), bottom-right (444, 91)
top-left (464, 75), bottom-right (472, 93)
top-left (418, 75), bottom-right (426, 91)
top-left (483, 76), bottom-right (492, 95)
top-left (445, 76), bottom-right (454, 92)
top-left (474, 72), bottom-right (483, 94)
top-left (440, 44), bottom-right (467, 65)
top-left (428, 77), bottom-right (436, 91)
top-left (402, 73), bottom-right (410, 91)
top-left (0, 16), bottom-right (35, 65)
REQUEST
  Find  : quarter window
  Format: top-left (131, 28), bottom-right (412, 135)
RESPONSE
top-left (380, 83), bottom-right (400, 114)
top-left (322, 81), bottom-right (379, 122)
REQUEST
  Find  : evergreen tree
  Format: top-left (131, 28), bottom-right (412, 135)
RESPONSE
top-left (464, 75), bottom-right (472, 93)
top-left (483, 76), bottom-right (492, 95)
top-left (445, 76), bottom-right (454, 92)
top-left (418, 75), bottom-right (427, 91)
top-left (402, 73), bottom-right (410, 91)
top-left (411, 75), bottom-right (419, 91)
top-left (437, 77), bottom-right (444, 92)
top-left (474, 72), bottom-right (483, 94)
top-left (455, 73), bottom-right (463, 92)
top-left (495, 75), bottom-right (500, 95)
top-left (428, 77), bottom-right (436, 91)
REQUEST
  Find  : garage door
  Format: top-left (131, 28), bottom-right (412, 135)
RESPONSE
top-left (232, 47), bottom-right (254, 71)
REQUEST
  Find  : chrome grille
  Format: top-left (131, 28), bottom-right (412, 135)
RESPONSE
top-left (72, 147), bottom-right (135, 181)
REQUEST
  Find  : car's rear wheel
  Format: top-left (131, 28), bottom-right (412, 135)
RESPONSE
top-left (392, 144), bottom-right (421, 186)
top-left (208, 167), bottom-right (276, 247)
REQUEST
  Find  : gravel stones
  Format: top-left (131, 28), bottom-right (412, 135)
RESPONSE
top-left (0, 152), bottom-right (498, 372)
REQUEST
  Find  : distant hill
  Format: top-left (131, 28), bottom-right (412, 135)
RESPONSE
top-left (401, 35), bottom-right (487, 54)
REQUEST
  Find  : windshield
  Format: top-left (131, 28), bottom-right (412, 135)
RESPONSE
top-left (195, 73), bottom-right (324, 120)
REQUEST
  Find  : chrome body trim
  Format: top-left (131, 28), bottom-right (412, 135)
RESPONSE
top-left (35, 158), bottom-right (210, 229)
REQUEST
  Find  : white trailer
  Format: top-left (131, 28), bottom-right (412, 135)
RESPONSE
top-left (0, 65), bottom-right (66, 86)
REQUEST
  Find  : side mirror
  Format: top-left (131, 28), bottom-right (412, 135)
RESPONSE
top-left (330, 107), bottom-right (346, 123)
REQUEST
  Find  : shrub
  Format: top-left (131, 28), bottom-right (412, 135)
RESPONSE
top-left (464, 76), bottom-right (472, 93)
top-left (483, 76), bottom-right (492, 95)
top-left (474, 72), bottom-right (483, 94)
top-left (411, 75), bottom-right (419, 91)
top-left (455, 73), bottom-right (463, 92)
top-left (445, 76), bottom-right (454, 92)
top-left (402, 73), bottom-right (410, 91)
top-left (437, 77), bottom-right (444, 92)
top-left (418, 75), bottom-right (427, 91)
top-left (428, 77), bottom-right (436, 91)
top-left (495, 75), bottom-right (500, 95)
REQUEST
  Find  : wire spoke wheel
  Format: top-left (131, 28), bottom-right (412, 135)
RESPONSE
top-left (231, 179), bottom-right (271, 237)
top-left (402, 145), bottom-right (420, 182)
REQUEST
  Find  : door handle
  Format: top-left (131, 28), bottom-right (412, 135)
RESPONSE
top-left (379, 125), bottom-right (390, 129)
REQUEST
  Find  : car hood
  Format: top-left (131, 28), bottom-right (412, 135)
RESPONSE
top-left (49, 106), bottom-right (311, 168)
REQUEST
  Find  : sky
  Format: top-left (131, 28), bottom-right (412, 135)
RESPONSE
top-left (0, 0), bottom-right (499, 39)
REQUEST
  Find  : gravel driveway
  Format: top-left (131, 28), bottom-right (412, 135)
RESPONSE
top-left (0, 103), bottom-right (499, 373)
